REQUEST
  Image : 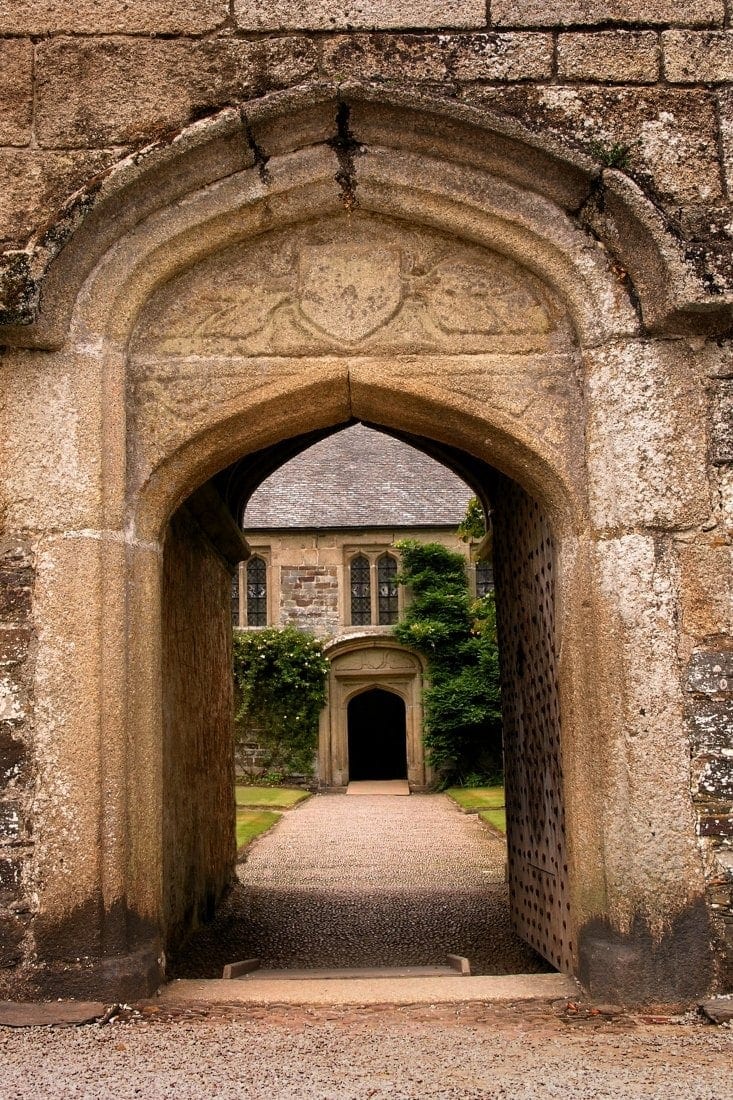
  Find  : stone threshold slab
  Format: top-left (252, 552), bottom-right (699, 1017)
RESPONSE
top-left (158, 973), bottom-right (577, 1006)
top-left (0, 1001), bottom-right (109, 1027)
top-left (346, 780), bottom-right (410, 796)
top-left (236, 965), bottom-right (465, 980)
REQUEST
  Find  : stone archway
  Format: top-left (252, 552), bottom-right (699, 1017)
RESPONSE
top-left (320, 638), bottom-right (426, 789)
top-left (0, 88), bottom-right (720, 1004)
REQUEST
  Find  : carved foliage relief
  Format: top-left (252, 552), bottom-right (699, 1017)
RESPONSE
top-left (128, 213), bottom-right (579, 469)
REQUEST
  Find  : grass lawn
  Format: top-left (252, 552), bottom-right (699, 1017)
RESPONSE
top-left (235, 809), bottom-right (281, 850)
top-left (479, 807), bottom-right (507, 834)
top-left (235, 785), bottom-right (311, 810)
top-left (446, 786), bottom-right (505, 813)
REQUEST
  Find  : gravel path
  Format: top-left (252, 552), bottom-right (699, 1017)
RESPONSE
top-left (1, 1002), bottom-right (732, 1099)
top-left (172, 793), bottom-right (547, 977)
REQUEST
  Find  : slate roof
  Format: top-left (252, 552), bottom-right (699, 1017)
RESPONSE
top-left (244, 424), bottom-right (474, 530)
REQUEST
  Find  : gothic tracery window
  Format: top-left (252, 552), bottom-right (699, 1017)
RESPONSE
top-left (231, 567), bottom-right (239, 629)
top-left (231, 568), bottom-right (241, 627)
top-left (377, 553), bottom-right (399, 625)
top-left (350, 554), bottom-right (371, 626)
top-left (475, 560), bottom-right (494, 598)
top-left (246, 555), bottom-right (267, 626)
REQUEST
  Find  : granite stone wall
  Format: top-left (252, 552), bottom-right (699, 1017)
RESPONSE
top-left (280, 565), bottom-right (340, 637)
top-left (0, 539), bottom-right (34, 995)
top-left (0, 0), bottom-right (730, 998)
top-left (0, 0), bottom-right (732, 293)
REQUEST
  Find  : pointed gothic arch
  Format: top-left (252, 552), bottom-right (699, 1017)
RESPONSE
top-left (0, 85), bottom-right (716, 1005)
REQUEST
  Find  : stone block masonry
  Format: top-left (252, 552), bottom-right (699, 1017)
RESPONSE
top-left (491, 1), bottom-right (725, 25)
top-left (686, 645), bottom-right (733, 988)
top-left (280, 566), bottom-right (339, 637)
top-left (233, 1), bottom-right (487, 31)
top-left (0, 2), bottom-right (229, 35)
top-left (0, 40), bottom-right (32, 146)
top-left (664, 31), bottom-right (733, 83)
top-left (557, 32), bottom-right (659, 83)
top-left (0, 540), bottom-right (35, 996)
top-left (0, 3), bottom-right (729, 276)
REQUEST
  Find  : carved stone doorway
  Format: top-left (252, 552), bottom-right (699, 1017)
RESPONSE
top-left (320, 637), bottom-right (428, 790)
top-left (347, 688), bottom-right (408, 782)
top-left (6, 90), bottom-right (718, 1003)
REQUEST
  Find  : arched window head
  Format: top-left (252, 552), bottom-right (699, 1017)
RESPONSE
top-left (377, 553), bottom-right (399, 625)
top-left (476, 560), bottom-right (494, 598)
top-left (350, 554), bottom-right (371, 626)
top-left (246, 556), bottom-right (267, 626)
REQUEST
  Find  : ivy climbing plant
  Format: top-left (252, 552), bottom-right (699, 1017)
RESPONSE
top-left (392, 539), bottom-right (503, 787)
top-left (232, 626), bottom-right (329, 780)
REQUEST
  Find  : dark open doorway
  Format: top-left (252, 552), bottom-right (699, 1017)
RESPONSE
top-left (347, 689), bottom-right (408, 781)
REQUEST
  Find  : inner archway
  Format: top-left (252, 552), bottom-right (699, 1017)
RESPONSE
top-left (158, 417), bottom-right (572, 982)
top-left (347, 689), bottom-right (408, 782)
top-left (163, 421), bottom-right (560, 982)
top-left (132, 198), bottom-right (585, 983)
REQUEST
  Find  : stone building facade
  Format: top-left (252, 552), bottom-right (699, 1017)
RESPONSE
top-left (235, 423), bottom-right (479, 637)
top-left (232, 423), bottom-right (480, 787)
top-left (0, 2), bottom-right (731, 1003)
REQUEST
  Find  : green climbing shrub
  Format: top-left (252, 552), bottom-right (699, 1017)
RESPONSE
top-left (392, 540), bottom-right (503, 787)
top-left (456, 496), bottom-right (486, 542)
top-left (232, 626), bottom-right (329, 779)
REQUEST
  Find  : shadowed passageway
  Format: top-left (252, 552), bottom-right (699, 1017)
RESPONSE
top-left (348, 690), bottom-right (408, 781)
top-left (172, 793), bottom-right (550, 978)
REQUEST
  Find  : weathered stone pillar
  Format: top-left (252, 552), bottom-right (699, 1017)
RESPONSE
top-left (576, 340), bottom-right (716, 1002)
top-left (0, 340), bottom-right (166, 997)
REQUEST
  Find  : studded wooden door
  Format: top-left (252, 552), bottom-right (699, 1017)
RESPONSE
top-left (491, 477), bottom-right (572, 974)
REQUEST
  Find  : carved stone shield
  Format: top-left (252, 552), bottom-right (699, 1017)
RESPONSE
top-left (298, 245), bottom-right (403, 343)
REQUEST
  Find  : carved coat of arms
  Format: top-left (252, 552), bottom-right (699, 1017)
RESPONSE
top-left (297, 245), bottom-right (403, 343)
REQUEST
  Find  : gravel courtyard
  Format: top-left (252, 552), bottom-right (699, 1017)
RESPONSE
top-left (172, 792), bottom-right (547, 977)
top-left (3, 794), bottom-right (731, 1100)
top-left (2, 1001), bottom-right (732, 1100)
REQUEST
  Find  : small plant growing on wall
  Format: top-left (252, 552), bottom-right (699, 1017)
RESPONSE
top-left (392, 540), bottom-right (503, 787)
top-left (456, 496), bottom-right (486, 542)
top-left (232, 626), bottom-right (329, 781)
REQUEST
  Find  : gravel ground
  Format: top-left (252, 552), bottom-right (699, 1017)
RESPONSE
top-left (172, 793), bottom-right (547, 977)
top-left (1, 1001), bottom-right (732, 1099)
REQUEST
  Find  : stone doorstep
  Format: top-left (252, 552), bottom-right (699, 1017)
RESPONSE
top-left (156, 973), bottom-right (578, 1007)
top-left (222, 954), bottom-right (472, 980)
top-left (0, 1000), bottom-right (109, 1027)
top-left (700, 996), bottom-right (733, 1024)
top-left (346, 780), bottom-right (410, 796)
top-left (236, 966), bottom-right (467, 980)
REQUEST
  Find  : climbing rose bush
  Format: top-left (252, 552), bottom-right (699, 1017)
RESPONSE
top-left (233, 626), bottom-right (329, 778)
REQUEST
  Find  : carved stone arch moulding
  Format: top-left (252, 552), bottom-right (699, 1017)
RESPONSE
top-left (3, 85), bottom-right (657, 540)
top-left (321, 639), bottom-right (427, 789)
top-left (102, 115), bottom-right (634, 542)
top-left (127, 210), bottom-right (587, 533)
top-left (0, 86), bottom-right (728, 348)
